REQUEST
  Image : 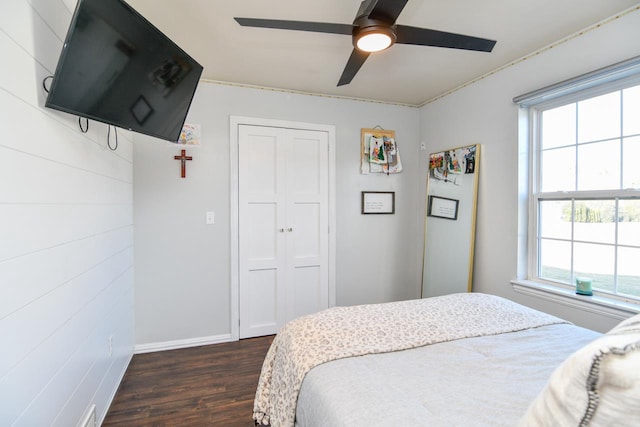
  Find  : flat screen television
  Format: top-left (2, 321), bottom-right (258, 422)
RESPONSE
top-left (45, 0), bottom-right (203, 142)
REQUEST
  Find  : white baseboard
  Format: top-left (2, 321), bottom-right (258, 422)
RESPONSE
top-left (77, 403), bottom-right (96, 427)
top-left (134, 333), bottom-right (233, 354)
top-left (99, 351), bottom-right (133, 426)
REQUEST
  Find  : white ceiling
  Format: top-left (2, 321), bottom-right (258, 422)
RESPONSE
top-left (126, 0), bottom-right (639, 106)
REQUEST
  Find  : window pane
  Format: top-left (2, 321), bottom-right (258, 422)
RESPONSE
top-left (618, 247), bottom-right (640, 297)
top-left (573, 200), bottom-right (616, 244)
top-left (534, 79), bottom-right (640, 301)
top-left (578, 91), bottom-right (620, 143)
top-left (574, 242), bottom-right (615, 293)
top-left (541, 146), bottom-right (575, 192)
top-left (577, 139), bottom-right (620, 191)
top-left (623, 136), bottom-right (640, 189)
top-left (539, 239), bottom-right (571, 283)
top-left (618, 199), bottom-right (640, 247)
top-left (623, 84), bottom-right (640, 136)
top-left (539, 200), bottom-right (572, 240)
top-left (542, 104), bottom-right (576, 149)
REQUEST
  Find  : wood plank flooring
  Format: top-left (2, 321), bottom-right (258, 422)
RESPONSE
top-left (103, 335), bottom-right (274, 427)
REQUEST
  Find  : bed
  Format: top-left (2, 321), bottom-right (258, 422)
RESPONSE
top-left (252, 293), bottom-right (640, 427)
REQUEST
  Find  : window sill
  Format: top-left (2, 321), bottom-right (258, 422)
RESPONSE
top-left (511, 279), bottom-right (640, 322)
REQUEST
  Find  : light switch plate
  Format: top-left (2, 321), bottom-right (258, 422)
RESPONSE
top-left (206, 211), bottom-right (215, 224)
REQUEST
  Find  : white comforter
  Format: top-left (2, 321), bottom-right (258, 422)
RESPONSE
top-left (295, 323), bottom-right (600, 426)
top-left (253, 293), bottom-right (574, 427)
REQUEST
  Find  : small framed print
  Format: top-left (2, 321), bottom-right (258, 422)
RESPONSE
top-left (428, 195), bottom-right (459, 220)
top-left (362, 191), bottom-right (395, 214)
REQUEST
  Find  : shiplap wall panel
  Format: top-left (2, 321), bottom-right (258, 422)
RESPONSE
top-left (9, 268), bottom-right (133, 426)
top-left (1, 264), bottom-right (132, 423)
top-left (0, 228), bottom-right (132, 318)
top-left (51, 288), bottom-right (133, 427)
top-left (81, 293), bottom-right (134, 427)
top-left (0, 148), bottom-right (132, 205)
top-left (0, 89), bottom-right (134, 183)
top-left (0, 248), bottom-right (133, 378)
top-left (1, 0), bottom-right (66, 71)
top-left (51, 287), bottom-right (134, 427)
top-left (27, 0), bottom-right (73, 42)
top-left (0, 34), bottom-right (46, 108)
top-left (0, 0), bottom-right (135, 425)
top-left (0, 204), bottom-right (132, 260)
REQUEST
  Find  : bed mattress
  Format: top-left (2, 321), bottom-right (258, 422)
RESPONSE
top-left (295, 323), bottom-right (600, 427)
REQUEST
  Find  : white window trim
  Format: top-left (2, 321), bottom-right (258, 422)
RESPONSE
top-left (513, 55), bottom-right (640, 107)
top-left (511, 279), bottom-right (639, 321)
top-left (514, 56), bottom-right (640, 318)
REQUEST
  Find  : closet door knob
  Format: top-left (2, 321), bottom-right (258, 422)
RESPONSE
top-left (278, 228), bottom-right (285, 232)
top-left (287, 228), bottom-right (293, 232)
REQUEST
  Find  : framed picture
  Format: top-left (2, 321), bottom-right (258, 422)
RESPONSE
top-left (428, 195), bottom-right (459, 220)
top-left (362, 191), bottom-right (395, 214)
top-left (131, 95), bottom-right (153, 124)
top-left (360, 128), bottom-right (397, 174)
top-left (176, 123), bottom-right (201, 145)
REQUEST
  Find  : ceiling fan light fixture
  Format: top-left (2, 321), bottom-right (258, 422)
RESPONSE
top-left (354, 25), bottom-right (396, 52)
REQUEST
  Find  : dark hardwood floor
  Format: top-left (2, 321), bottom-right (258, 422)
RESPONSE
top-left (103, 335), bottom-right (274, 426)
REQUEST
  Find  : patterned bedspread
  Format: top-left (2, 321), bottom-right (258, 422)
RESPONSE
top-left (253, 293), bottom-right (568, 427)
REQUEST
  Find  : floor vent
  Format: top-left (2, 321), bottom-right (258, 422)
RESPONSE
top-left (78, 404), bottom-right (96, 427)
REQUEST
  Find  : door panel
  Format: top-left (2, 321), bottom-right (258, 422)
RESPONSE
top-left (246, 203), bottom-right (278, 262)
top-left (239, 126), bottom-right (286, 338)
top-left (293, 203), bottom-right (321, 258)
top-left (292, 266), bottom-right (321, 319)
top-left (245, 134), bottom-right (278, 194)
top-left (286, 130), bottom-right (328, 323)
top-left (239, 125), bottom-right (328, 338)
top-left (246, 269), bottom-right (280, 335)
top-left (292, 136), bottom-right (322, 194)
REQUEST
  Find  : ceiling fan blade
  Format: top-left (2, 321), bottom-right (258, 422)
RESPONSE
top-left (234, 18), bottom-right (353, 35)
top-left (337, 49), bottom-right (371, 86)
top-left (368, 0), bottom-right (409, 23)
top-left (395, 25), bottom-right (496, 52)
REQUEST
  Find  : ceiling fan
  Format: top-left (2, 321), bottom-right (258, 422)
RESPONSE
top-left (235, 0), bottom-right (496, 86)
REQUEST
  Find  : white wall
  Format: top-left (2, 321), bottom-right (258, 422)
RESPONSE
top-left (0, 0), bottom-right (134, 425)
top-left (418, 7), bottom-right (640, 332)
top-left (133, 84), bottom-right (421, 347)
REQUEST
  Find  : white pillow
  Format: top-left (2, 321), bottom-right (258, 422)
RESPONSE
top-left (519, 313), bottom-right (640, 427)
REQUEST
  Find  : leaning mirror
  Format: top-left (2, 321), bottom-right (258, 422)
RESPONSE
top-left (422, 144), bottom-right (480, 298)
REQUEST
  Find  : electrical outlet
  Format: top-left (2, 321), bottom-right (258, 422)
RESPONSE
top-left (420, 142), bottom-right (427, 151)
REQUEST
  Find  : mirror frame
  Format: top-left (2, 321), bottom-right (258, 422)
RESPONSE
top-left (421, 144), bottom-right (480, 297)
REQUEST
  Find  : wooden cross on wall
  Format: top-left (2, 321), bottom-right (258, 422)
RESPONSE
top-left (174, 149), bottom-right (192, 178)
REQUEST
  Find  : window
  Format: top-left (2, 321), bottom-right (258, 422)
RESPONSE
top-left (516, 57), bottom-right (640, 303)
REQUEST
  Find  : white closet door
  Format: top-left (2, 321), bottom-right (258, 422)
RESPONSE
top-left (284, 129), bottom-right (329, 322)
top-left (238, 125), bottom-right (329, 338)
